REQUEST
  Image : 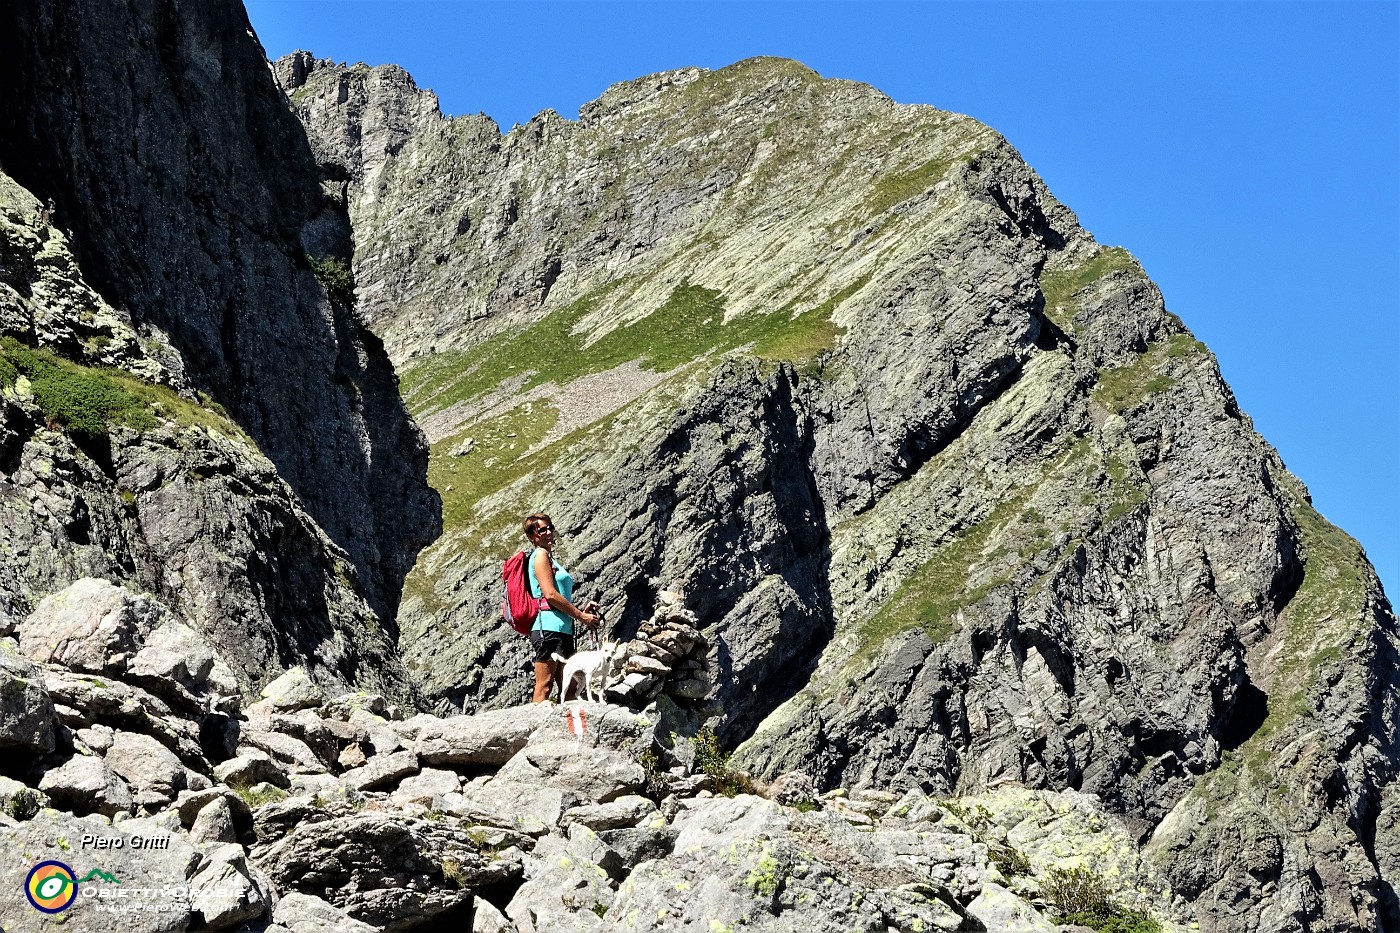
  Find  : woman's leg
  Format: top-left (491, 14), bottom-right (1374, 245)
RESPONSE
top-left (532, 660), bottom-right (557, 703)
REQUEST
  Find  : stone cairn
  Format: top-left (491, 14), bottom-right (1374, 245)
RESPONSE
top-left (603, 591), bottom-right (711, 708)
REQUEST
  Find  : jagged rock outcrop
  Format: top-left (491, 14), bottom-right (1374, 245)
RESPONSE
top-left (284, 52), bottom-right (1398, 931)
top-left (0, 174), bottom-right (410, 696)
top-left (0, 0), bottom-right (439, 634)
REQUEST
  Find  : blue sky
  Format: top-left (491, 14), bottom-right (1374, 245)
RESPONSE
top-left (246, 0), bottom-right (1399, 594)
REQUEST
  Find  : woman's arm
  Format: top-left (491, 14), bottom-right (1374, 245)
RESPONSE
top-left (532, 550), bottom-right (598, 627)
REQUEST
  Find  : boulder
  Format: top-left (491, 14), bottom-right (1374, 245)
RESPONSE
top-left (242, 727), bottom-right (331, 774)
top-left (190, 795), bottom-right (238, 845)
top-left (323, 692), bottom-right (391, 720)
top-left (414, 703), bottom-right (555, 767)
top-left (173, 786), bottom-right (254, 829)
top-left (271, 892), bottom-right (379, 933)
top-left (127, 620), bottom-right (241, 709)
top-left (188, 841), bottom-right (273, 931)
top-left (0, 809), bottom-right (201, 932)
top-left (394, 767), bottom-right (460, 802)
top-left (214, 749), bottom-right (290, 789)
top-left (0, 641), bottom-right (55, 755)
top-left (18, 577), bottom-right (165, 675)
top-left (766, 771), bottom-right (817, 806)
top-left (494, 738), bottom-right (645, 803)
top-left (38, 753), bottom-right (134, 816)
top-left (349, 708), bottom-right (404, 755)
top-left (966, 882), bottom-right (1058, 932)
top-left (104, 730), bottom-right (199, 808)
top-left (597, 824), bottom-right (677, 872)
top-left (450, 780), bottom-right (581, 836)
top-left (253, 812), bottom-right (514, 930)
top-left (257, 667), bottom-right (324, 712)
top-left (340, 750), bottom-right (420, 791)
top-left (560, 794), bottom-right (659, 832)
top-left (505, 834), bottom-right (613, 933)
top-left (471, 896), bottom-right (512, 933)
top-left (41, 667), bottom-right (203, 761)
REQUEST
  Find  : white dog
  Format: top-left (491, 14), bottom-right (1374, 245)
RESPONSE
top-left (553, 641), bottom-right (624, 703)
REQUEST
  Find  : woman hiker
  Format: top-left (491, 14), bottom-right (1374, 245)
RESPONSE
top-left (523, 512), bottom-right (600, 703)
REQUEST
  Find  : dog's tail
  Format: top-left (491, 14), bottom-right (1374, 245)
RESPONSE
top-left (551, 653), bottom-right (568, 664)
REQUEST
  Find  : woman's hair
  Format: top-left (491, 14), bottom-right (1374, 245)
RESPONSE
top-left (522, 512), bottom-right (552, 537)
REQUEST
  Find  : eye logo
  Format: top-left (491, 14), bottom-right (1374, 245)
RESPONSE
top-left (25, 861), bottom-right (77, 913)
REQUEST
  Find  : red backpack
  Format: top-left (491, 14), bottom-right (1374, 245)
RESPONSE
top-left (501, 550), bottom-right (548, 635)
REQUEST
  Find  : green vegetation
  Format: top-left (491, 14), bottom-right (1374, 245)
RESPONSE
top-left (1093, 333), bottom-right (1205, 415)
top-left (757, 275), bottom-right (867, 366)
top-left (865, 157), bottom-right (956, 218)
top-left (1, 336), bottom-right (156, 436)
top-left (638, 748), bottom-right (670, 801)
top-left (440, 858), bottom-right (467, 888)
top-left (1039, 867), bottom-right (1161, 933)
top-left (308, 254), bottom-right (356, 306)
top-left (852, 494), bottom-right (1023, 657)
top-left (694, 725), bottom-right (757, 797)
top-left (2, 787), bottom-right (41, 820)
top-left (1240, 487), bottom-right (1370, 763)
top-left (430, 401), bottom-right (561, 531)
top-left (989, 843), bottom-right (1032, 878)
top-left (1039, 247), bottom-right (1140, 330)
top-left (0, 336), bottom-right (248, 441)
top-left (229, 782), bottom-right (289, 808)
top-left (402, 277), bottom-right (855, 419)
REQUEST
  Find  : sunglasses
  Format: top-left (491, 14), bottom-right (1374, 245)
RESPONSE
top-left (528, 524), bottom-right (555, 535)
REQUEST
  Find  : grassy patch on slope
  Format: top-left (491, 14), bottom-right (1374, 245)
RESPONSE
top-left (1242, 487), bottom-right (1370, 762)
top-left (1092, 333), bottom-right (1206, 414)
top-left (865, 157), bottom-right (957, 218)
top-left (853, 492), bottom-right (1026, 658)
top-left (1, 337), bottom-right (247, 441)
top-left (1, 337), bottom-right (156, 435)
top-left (431, 401), bottom-right (561, 530)
top-left (1040, 248), bottom-right (1140, 331)
top-left (402, 277), bottom-right (855, 418)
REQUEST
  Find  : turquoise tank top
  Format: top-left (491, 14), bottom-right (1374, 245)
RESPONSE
top-left (527, 547), bottom-right (575, 634)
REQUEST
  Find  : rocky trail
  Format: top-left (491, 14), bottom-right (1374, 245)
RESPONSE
top-left (0, 580), bottom-right (1174, 933)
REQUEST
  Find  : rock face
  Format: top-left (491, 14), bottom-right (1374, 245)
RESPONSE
top-left (0, 0), bottom-right (439, 632)
top-left (0, 0), bottom-right (441, 697)
top-left (283, 53), bottom-right (1398, 931)
top-left (0, 173), bottom-right (409, 697)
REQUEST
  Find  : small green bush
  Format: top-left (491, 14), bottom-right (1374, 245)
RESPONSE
top-left (229, 782), bottom-right (289, 808)
top-left (639, 748), bottom-right (669, 800)
top-left (694, 725), bottom-right (756, 797)
top-left (308, 254), bottom-right (356, 306)
top-left (441, 858), bottom-right (467, 888)
top-left (1040, 867), bottom-right (1161, 933)
top-left (989, 842), bottom-right (1032, 877)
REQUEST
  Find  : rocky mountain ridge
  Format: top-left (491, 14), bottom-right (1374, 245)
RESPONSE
top-left (0, 0), bottom-right (1390, 927)
top-left (280, 50), bottom-right (1399, 932)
